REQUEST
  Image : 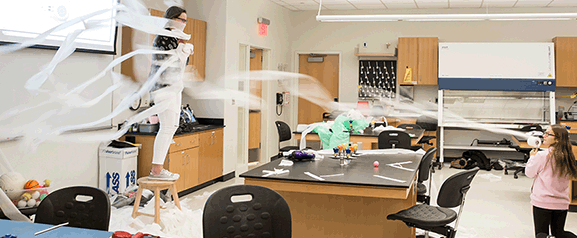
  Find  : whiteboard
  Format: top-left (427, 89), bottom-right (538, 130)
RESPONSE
top-left (0, 48), bottom-right (113, 139)
top-left (438, 42), bottom-right (555, 79)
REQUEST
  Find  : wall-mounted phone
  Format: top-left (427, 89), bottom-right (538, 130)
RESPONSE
top-left (276, 92), bottom-right (289, 105)
top-left (276, 92), bottom-right (289, 116)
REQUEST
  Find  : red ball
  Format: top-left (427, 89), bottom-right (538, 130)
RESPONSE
top-left (24, 180), bottom-right (40, 189)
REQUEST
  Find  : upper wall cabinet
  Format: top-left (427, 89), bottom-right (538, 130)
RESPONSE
top-left (553, 37), bottom-right (577, 87)
top-left (397, 37), bottom-right (438, 85)
top-left (121, 9), bottom-right (207, 81)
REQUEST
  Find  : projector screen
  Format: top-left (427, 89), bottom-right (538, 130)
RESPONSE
top-left (0, 0), bottom-right (118, 54)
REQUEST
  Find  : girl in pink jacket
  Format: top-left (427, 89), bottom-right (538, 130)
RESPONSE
top-left (526, 124), bottom-right (577, 238)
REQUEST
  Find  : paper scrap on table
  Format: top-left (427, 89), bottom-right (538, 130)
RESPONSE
top-left (320, 173), bottom-right (344, 178)
top-left (387, 163), bottom-right (415, 172)
top-left (304, 172), bottom-right (325, 181)
top-left (262, 168), bottom-right (289, 177)
top-left (374, 175), bottom-right (405, 183)
top-left (279, 159), bottom-right (293, 166)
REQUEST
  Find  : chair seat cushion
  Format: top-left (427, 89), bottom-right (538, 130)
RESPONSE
top-left (387, 204), bottom-right (457, 228)
top-left (280, 146), bottom-right (300, 152)
top-left (417, 182), bottom-right (427, 195)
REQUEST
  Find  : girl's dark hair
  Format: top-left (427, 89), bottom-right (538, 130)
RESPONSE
top-left (549, 124), bottom-right (577, 179)
top-left (164, 6), bottom-right (186, 20)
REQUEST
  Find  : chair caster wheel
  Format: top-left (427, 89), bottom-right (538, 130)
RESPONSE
top-left (504, 170), bottom-right (508, 175)
top-left (514, 175), bottom-right (518, 179)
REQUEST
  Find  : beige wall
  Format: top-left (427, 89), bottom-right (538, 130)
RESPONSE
top-left (224, 0), bottom-right (295, 174)
top-left (290, 7), bottom-right (577, 106)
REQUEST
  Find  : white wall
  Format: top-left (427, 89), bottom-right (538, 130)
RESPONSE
top-left (224, 0), bottom-right (295, 174)
top-left (0, 48), bottom-right (115, 189)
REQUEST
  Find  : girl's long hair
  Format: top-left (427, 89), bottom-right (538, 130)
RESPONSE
top-left (550, 124), bottom-right (577, 179)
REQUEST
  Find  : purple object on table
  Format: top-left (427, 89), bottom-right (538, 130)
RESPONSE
top-left (289, 151), bottom-right (315, 161)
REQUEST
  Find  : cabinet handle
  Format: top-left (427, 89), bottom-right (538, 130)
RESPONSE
top-left (176, 143), bottom-right (182, 147)
top-left (190, 140), bottom-right (196, 144)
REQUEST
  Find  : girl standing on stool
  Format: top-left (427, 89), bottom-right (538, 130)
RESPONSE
top-left (148, 6), bottom-right (193, 180)
top-left (527, 124), bottom-right (577, 238)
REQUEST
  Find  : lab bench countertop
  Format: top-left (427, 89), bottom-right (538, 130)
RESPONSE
top-left (240, 149), bottom-right (422, 189)
top-left (126, 124), bottom-right (225, 136)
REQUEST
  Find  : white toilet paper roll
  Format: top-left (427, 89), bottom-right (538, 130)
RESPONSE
top-left (527, 136), bottom-right (542, 148)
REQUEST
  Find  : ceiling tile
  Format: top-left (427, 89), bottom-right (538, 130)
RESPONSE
top-left (293, 4), bottom-right (325, 10)
top-left (481, 0), bottom-right (517, 8)
top-left (318, 0), bottom-right (350, 3)
top-left (450, 2), bottom-right (482, 8)
top-left (323, 3), bottom-right (357, 9)
top-left (382, 0), bottom-right (415, 3)
top-left (353, 3), bottom-right (388, 9)
top-left (417, 1), bottom-right (449, 8)
top-left (347, 0), bottom-right (384, 3)
top-left (514, 0), bottom-right (550, 7)
top-left (549, 0), bottom-right (577, 7)
top-left (386, 3), bottom-right (418, 8)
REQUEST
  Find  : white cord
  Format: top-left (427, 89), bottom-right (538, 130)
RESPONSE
top-left (317, 0), bottom-right (322, 17)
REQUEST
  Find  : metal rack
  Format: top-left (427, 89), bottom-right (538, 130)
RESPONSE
top-left (358, 60), bottom-right (397, 100)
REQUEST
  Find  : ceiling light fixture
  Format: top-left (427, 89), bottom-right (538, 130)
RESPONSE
top-left (315, 0), bottom-right (577, 22)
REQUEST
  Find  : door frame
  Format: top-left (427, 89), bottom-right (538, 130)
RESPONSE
top-left (238, 43), bottom-right (272, 174)
top-left (293, 51), bottom-right (342, 129)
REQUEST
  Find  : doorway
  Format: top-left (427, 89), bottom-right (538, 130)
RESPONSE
top-left (237, 44), bottom-right (271, 175)
top-left (248, 49), bottom-right (263, 164)
top-left (297, 54), bottom-right (340, 125)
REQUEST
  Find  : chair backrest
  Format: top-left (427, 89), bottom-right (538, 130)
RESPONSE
top-left (437, 168), bottom-right (480, 208)
top-left (397, 124), bottom-right (422, 130)
top-left (203, 185), bottom-right (291, 238)
top-left (521, 124), bottom-right (543, 132)
top-left (378, 130), bottom-right (412, 149)
top-left (275, 121), bottom-right (292, 143)
top-left (416, 115), bottom-right (438, 131)
top-left (35, 186), bottom-right (110, 231)
top-left (418, 147), bottom-right (438, 183)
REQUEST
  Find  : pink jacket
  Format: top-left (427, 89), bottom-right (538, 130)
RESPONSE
top-left (526, 147), bottom-right (571, 210)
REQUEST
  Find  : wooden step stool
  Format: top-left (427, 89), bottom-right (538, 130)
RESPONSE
top-left (132, 177), bottom-right (181, 224)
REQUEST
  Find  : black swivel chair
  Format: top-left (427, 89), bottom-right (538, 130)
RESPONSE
top-left (34, 186), bottom-right (111, 231)
top-left (378, 130), bottom-right (412, 150)
top-left (203, 185), bottom-right (291, 238)
top-left (397, 124), bottom-right (424, 151)
top-left (417, 147), bottom-right (438, 205)
top-left (397, 124), bottom-right (421, 130)
top-left (416, 115), bottom-right (440, 170)
top-left (506, 125), bottom-right (543, 179)
top-left (275, 121), bottom-right (300, 157)
top-left (387, 168), bottom-right (480, 238)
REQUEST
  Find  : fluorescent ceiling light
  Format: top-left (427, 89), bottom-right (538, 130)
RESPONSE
top-left (316, 13), bottom-right (577, 22)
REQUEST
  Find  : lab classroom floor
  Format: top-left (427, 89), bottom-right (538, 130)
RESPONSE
top-left (114, 163), bottom-right (577, 237)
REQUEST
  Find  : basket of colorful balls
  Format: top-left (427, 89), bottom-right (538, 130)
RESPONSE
top-left (0, 172), bottom-right (51, 209)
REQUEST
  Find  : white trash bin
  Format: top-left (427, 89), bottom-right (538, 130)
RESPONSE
top-left (99, 142), bottom-right (139, 196)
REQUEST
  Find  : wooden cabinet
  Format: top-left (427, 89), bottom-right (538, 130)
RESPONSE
top-left (167, 147), bottom-right (198, 192)
top-left (553, 37), bottom-right (577, 87)
top-left (397, 37), bottom-right (438, 85)
top-left (121, 9), bottom-right (207, 81)
top-left (124, 127), bottom-right (223, 193)
top-left (199, 128), bottom-right (224, 184)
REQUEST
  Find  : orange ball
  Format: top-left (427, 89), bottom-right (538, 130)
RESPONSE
top-left (24, 180), bottom-right (40, 189)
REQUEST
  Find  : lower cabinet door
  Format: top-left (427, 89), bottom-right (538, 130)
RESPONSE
top-left (168, 147), bottom-right (199, 192)
top-left (167, 151), bottom-right (187, 192)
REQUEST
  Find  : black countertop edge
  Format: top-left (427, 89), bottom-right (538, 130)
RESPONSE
top-left (126, 125), bottom-right (225, 136)
top-left (294, 129), bottom-right (424, 138)
top-left (238, 174), bottom-right (411, 189)
top-left (197, 117), bottom-right (224, 125)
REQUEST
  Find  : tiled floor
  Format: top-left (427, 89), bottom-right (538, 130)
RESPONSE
top-left (112, 163), bottom-right (577, 237)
